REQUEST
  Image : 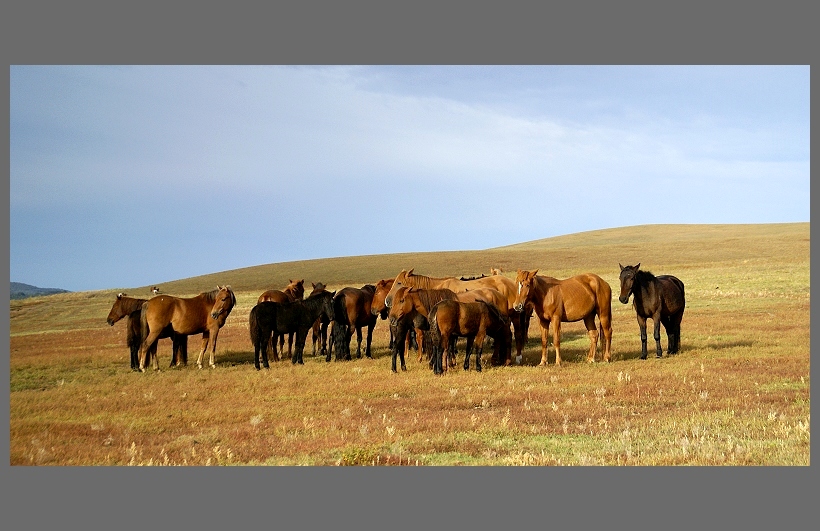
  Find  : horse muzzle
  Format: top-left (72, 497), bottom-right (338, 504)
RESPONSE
top-left (513, 303), bottom-right (524, 313)
top-left (618, 295), bottom-right (630, 304)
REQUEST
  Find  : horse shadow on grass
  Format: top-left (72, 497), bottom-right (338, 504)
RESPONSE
top-left (616, 339), bottom-right (756, 361)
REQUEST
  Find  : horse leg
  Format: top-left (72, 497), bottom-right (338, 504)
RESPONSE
top-left (365, 323), bottom-right (374, 359)
top-left (195, 332), bottom-right (211, 369)
top-left (355, 326), bottom-right (363, 358)
top-left (287, 332), bottom-right (294, 360)
top-left (552, 320), bottom-right (563, 366)
top-left (511, 312), bottom-right (523, 365)
top-left (538, 318), bottom-right (551, 366)
top-left (652, 314), bottom-right (663, 358)
top-left (138, 329), bottom-right (162, 372)
top-left (636, 315), bottom-right (649, 360)
top-left (584, 315), bottom-right (599, 363)
top-left (270, 331), bottom-right (279, 362)
top-left (294, 328), bottom-right (309, 365)
top-left (474, 331), bottom-right (486, 372)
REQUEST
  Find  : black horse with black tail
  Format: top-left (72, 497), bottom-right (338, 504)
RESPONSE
top-left (618, 263), bottom-right (685, 359)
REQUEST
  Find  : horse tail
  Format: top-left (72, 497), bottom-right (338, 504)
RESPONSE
top-left (331, 320), bottom-right (350, 360)
top-left (249, 305), bottom-right (260, 347)
top-left (139, 302), bottom-right (150, 346)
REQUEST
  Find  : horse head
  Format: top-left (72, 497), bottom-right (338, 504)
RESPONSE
top-left (210, 285), bottom-right (236, 321)
top-left (371, 279), bottom-right (394, 318)
top-left (513, 269), bottom-right (538, 312)
top-left (286, 279), bottom-right (306, 301)
top-left (384, 269), bottom-right (413, 309)
top-left (387, 287), bottom-right (416, 326)
top-left (618, 263), bottom-right (640, 304)
top-left (106, 293), bottom-right (129, 326)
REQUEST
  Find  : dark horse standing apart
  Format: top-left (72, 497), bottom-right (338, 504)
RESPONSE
top-left (618, 264), bottom-right (685, 359)
top-left (248, 289), bottom-right (335, 369)
top-left (106, 293), bottom-right (187, 370)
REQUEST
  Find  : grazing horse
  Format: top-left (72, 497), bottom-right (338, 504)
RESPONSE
top-left (309, 282), bottom-right (330, 357)
top-left (258, 279), bottom-right (306, 360)
top-left (151, 286), bottom-right (160, 295)
top-left (428, 300), bottom-right (512, 374)
top-left (248, 289), bottom-right (335, 367)
top-left (513, 269), bottom-right (613, 366)
top-left (138, 286), bottom-right (236, 371)
top-left (329, 285), bottom-right (378, 361)
top-left (618, 263), bottom-right (685, 359)
top-left (384, 269), bottom-right (529, 363)
top-left (107, 293), bottom-right (187, 370)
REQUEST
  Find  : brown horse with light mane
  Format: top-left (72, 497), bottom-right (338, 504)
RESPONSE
top-left (138, 286), bottom-right (236, 371)
top-left (258, 279), bottom-right (305, 360)
top-left (371, 278), bottom-right (417, 354)
top-left (107, 293), bottom-right (187, 370)
top-left (513, 269), bottom-right (612, 366)
top-left (384, 269), bottom-right (528, 363)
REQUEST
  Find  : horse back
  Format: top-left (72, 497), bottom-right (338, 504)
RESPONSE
top-left (657, 275), bottom-right (685, 314)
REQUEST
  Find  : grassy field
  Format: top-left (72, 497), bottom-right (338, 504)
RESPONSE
top-left (8, 223), bottom-right (810, 465)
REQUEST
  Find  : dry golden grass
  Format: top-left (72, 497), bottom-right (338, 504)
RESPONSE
top-left (9, 223), bottom-right (809, 465)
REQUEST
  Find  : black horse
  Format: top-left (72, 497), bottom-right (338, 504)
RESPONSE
top-left (248, 290), bottom-right (335, 369)
top-left (618, 263), bottom-right (685, 359)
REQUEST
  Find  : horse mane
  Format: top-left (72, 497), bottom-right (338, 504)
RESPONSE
top-left (360, 284), bottom-right (376, 294)
top-left (201, 286), bottom-right (235, 306)
top-left (635, 269), bottom-right (657, 284)
top-left (415, 288), bottom-right (457, 312)
top-left (120, 296), bottom-right (147, 315)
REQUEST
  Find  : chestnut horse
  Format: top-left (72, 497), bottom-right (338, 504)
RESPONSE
top-left (138, 286), bottom-right (236, 371)
top-left (513, 270), bottom-right (612, 366)
top-left (428, 299), bottom-right (512, 374)
top-left (371, 278), bottom-right (417, 355)
top-left (258, 279), bottom-right (305, 360)
top-left (106, 293), bottom-right (187, 370)
top-left (384, 269), bottom-right (528, 363)
top-left (329, 285), bottom-right (378, 361)
top-left (248, 290), bottom-right (335, 367)
top-left (618, 264), bottom-right (685, 359)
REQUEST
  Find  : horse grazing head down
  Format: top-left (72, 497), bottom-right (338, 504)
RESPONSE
top-left (513, 269), bottom-right (539, 313)
top-left (618, 263), bottom-right (641, 304)
top-left (210, 285), bottom-right (236, 321)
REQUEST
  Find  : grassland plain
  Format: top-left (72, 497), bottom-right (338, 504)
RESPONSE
top-left (9, 223), bottom-right (810, 465)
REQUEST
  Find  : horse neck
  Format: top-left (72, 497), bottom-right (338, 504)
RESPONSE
top-left (303, 293), bottom-right (329, 319)
top-left (119, 297), bottom-right (147, 317)
top-left (633, 271), bottom-right (657, 294)
top-left (416, 289), bottom-right (455, 315)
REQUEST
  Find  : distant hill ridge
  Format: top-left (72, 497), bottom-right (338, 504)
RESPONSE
top-left (10, 282), bottom-right (70, 300)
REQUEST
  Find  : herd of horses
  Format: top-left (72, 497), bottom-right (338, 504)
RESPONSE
top-left (106, 265), bottom-right (686, 375)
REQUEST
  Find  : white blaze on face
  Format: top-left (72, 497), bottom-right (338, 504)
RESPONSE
top-left (518, 282), bottom-right (522, 295)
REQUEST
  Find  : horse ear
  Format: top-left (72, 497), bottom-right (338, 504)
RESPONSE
top-left (619, 263), bottom-right (624, 271)
top-left (531, 269), bottom-right (538, 278)
top-left (636, 263), bottom-right (640, 270)
top-left (407, 268), bottom-right (414, 276)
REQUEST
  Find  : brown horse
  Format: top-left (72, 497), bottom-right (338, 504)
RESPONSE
top-left (106, 293), bottom-right (187, 370)
top-left (371, 278), bottom-right (417, 354)
top-left (308, 282), bottom-right (330, 357)
top-left (384, 269), bottom-right (528, 363)
top-left (329, 285), bottom-right (378, 361)
top-left (258, 279), bottom-right (305, 360)
top-left (388, 286), bottom-right (511, 365)
top-left (513, 269), bottom-right (612, 366)
top-left (428, 299), bottom-right (512, 374)
top-left (618, 264), bottom-right (685, 359)
top-left (138, 286), bottom-right (236, 371)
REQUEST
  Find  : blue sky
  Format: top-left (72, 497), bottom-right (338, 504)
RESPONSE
top-left (9, 65), bottom-right (810, 292)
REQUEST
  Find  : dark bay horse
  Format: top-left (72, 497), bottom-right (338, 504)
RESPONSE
top-left (329, 285), bottom-right (378, 361)
top-left (258, 279), bottom-right (305, 360)
top-left (384, 269), bottom-right (528, 364)
top-left (309, 282), bottom-right (330, 357)
top-left (106, 293), bottom-right (187, 370)
top-left (138, 286), bottom-right (236, 371)
top-left (389, 286), bottom-right (511, 365)
top-left (428, 300), bottom-right (512, 374)
top-left (513, 269), bottom-right (613, 366)
top-left (248, 289), bottom-right (335, 367)
top-left (618, 263), bottom-right (685, 359)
